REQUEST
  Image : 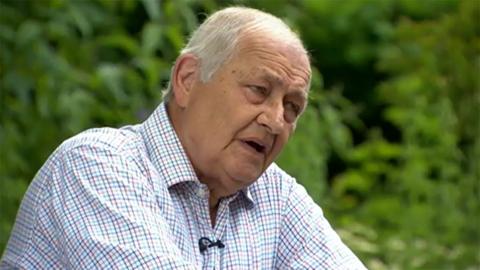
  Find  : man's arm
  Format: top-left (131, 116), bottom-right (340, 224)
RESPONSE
top-left (275, 181), bottom-right (367, 269)
top-left (3, 138), bottom-right (196, 269)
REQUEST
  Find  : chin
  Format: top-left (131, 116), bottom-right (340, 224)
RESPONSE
top-left (228, 166), bottom-right (263, 186)
top-left (223, 153), bottom-right (267, 187)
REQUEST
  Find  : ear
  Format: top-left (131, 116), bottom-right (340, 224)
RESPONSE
top-left (172, 54), bottom-right (199, 108)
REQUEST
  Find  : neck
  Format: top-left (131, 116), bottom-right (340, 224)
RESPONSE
top-left (209, 195), bottom-right (220, 209)
top-left (167, 102), bottom-right (238, 207)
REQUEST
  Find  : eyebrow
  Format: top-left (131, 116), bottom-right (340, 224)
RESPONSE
top-left (258, 72), bottom-right (308, 101)
top-left (260, 72), bottom-right (284, 87)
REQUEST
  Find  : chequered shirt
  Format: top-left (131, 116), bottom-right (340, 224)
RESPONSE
top-left (1, 103), bottom-right (366, 269)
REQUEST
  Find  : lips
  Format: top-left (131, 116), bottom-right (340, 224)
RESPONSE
top-left (244, 140), bottom-right (266, 153)
top-left (240, 137), bottom-right (272, 155)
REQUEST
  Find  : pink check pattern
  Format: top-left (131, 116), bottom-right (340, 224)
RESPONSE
top-left (1, 103), bottom-right (366, 269)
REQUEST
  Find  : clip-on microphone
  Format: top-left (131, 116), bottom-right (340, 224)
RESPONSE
top-left (198, 237), bottom-right (225, 253)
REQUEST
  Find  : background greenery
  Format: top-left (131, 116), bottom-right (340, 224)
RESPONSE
top-left (1, 0), bottom-right (478, 268)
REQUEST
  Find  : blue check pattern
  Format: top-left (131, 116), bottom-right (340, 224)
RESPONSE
top-left (1, 103), bottom-right (366, 269)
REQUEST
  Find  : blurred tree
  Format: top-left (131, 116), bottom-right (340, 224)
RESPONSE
top-left (319, 0), bottom-right (479, 268)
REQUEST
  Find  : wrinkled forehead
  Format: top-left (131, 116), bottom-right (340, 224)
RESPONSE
top-left (232, 31), bottom-right (311, 90)
top-left (236, 31), bottom-right (310, 71)
top-left (236, 29), bottom-right (310, 63)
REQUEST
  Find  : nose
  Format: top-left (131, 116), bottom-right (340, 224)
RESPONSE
top-left (257, 102), bottom-right (285, 134)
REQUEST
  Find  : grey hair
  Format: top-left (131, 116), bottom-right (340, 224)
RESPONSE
top-left (162, 7), bottom-right (308, 102)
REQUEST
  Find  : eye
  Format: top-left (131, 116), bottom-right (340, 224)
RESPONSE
top-left (248, 85), bottom-right (268, 96)
top-left (245, 85), bottom-right (269, 103)
top-left (284, 102), bottom-right (301, 123)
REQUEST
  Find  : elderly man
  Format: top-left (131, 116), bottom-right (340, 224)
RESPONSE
top-left (1, 7), bottom-right (366, 269)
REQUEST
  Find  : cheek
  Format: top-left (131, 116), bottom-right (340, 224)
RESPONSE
top-left (270, 132), bottom-right (291, 157)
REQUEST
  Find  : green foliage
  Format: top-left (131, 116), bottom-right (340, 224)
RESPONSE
top-left (1, 0), bottom-right (478, 269)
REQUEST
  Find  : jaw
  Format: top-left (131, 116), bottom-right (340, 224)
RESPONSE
top-left (201, 143), bottom-right (266, 198)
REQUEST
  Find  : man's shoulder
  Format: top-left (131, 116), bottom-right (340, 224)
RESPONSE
top-left (248, 163), bottom-right (297, 200)
top-left (58, 125), bottom-right (142, 156)
top-left (38, 125), bottom-right (148, 187)
top-left (262, 163), bottom-right (296, 184)
top-left (34, 126), bottom-right (144, 171)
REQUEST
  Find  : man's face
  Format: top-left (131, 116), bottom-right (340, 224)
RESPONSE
top-left (175, 32), bottom-right (311, 196)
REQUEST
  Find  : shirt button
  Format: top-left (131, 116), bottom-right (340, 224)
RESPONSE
top-left (196, 186), bottom-right (208, 198)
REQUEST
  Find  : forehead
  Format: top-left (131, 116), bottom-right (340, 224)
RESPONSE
top-left (231, 31), bottom-right (311, 92)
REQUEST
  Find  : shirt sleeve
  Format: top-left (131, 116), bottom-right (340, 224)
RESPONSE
top-left (23, 140), bottom-right (197, 269)
top-left (275, 181), bottom-right (367, 269)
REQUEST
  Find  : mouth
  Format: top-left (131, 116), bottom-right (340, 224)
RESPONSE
top-left (242, 140), bottom-right (266, 154)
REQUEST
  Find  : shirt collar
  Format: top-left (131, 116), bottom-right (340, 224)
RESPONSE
top-left (139, 102), bottom-right (198, 188)
top-left (139, 102), bottom-right (255, 206)
top-left (241, 187), bottom-right (255, 208)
